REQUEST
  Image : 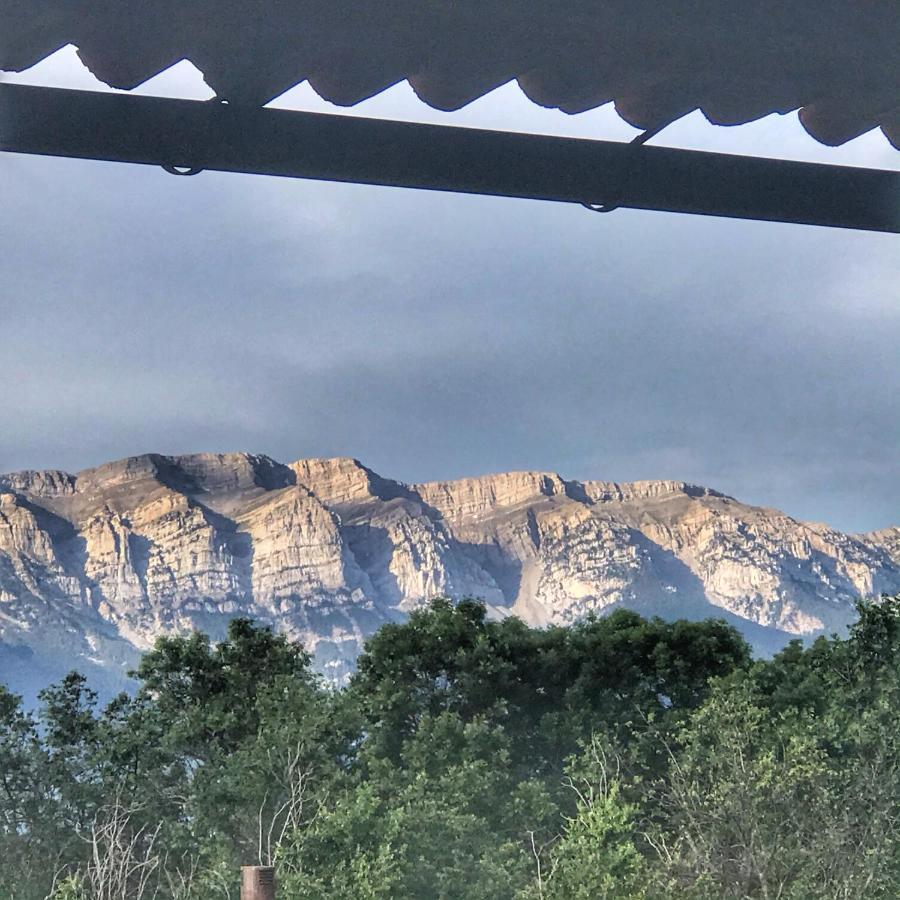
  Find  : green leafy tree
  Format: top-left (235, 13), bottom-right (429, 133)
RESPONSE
top-left (644, 596), bottom-right (900, 898)
top-left (352, 599), bottom-right (749, 776)
top-left (280, 711), bottom-right (556, 899)
top-left (520, 736), bottom-right (647, 900)
top-left (0, 686), bottom-right (54, 900)
top-left (8, 601), bottom-right (900, 900)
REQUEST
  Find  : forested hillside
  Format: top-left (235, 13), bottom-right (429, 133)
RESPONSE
top-left (3, 596), bottom-right (900, 899)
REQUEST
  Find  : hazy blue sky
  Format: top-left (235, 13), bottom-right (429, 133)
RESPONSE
top-left (1, 48), bottom-right (898, 533)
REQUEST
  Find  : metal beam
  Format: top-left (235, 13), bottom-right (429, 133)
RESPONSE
top-left (1, 83), bottom-right (898, 232)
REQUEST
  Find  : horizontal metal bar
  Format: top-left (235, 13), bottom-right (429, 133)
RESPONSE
top-left (1, 83), bottom-right (898, 232)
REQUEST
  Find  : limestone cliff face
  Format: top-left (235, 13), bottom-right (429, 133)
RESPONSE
top-left (1, 453), bottom-right (898, 700)
top-left (866, 527), bottom-right (900, 567)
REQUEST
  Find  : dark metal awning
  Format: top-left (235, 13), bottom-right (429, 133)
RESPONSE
top-left (4, 1), bottom-right (899, 147)
top-left (2, 84), bottom-right (898, 233)
top-left (2, 2), bottom-right (898, 231)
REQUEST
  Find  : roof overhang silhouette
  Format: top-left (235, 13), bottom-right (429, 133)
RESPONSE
top-left (2, 2), bottom-right (898, 231)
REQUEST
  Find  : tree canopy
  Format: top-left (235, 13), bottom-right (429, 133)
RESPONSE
top-left (2, 596), bottom-right (899, 899)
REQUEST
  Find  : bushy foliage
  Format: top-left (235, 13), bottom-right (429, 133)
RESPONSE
top-left (1, 597), bottom-right (899, 899)
top-left (641, 597), bottom-right (900, 899)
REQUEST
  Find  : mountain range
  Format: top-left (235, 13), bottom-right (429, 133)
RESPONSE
top-left (1, 452), bottom-right (898, 701)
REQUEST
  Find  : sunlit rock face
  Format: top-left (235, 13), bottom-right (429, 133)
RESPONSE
top-left (2, 453), bottom-right (898, 701)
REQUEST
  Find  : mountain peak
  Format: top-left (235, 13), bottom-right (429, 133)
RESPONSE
top-left (291, 456), bottom-right (413, 506)
top-left (1, 451), bottom-right (898, 702)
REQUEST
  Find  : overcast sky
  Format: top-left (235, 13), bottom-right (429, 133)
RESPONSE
top-left (1, 48), bottom-right (898, 533)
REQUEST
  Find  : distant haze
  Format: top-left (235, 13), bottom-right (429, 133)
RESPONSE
top-left (1, 48), bottom-right (898, 533)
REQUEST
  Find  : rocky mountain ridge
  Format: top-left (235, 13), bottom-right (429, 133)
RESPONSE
top-left (1, 452), bottom-right (898, 700)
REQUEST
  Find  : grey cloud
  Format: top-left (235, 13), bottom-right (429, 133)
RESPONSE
top-left (1, 51), bottom-right (898, 533)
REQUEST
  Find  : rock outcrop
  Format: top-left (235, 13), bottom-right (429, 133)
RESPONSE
top-left (1, 453), bottom-right (898, 701)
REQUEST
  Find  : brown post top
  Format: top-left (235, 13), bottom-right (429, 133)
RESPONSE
top-left (241, 866), bottom-right (276, 900)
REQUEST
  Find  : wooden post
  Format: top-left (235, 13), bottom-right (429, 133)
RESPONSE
top-left (241, 866), bottom-right (276, 900)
